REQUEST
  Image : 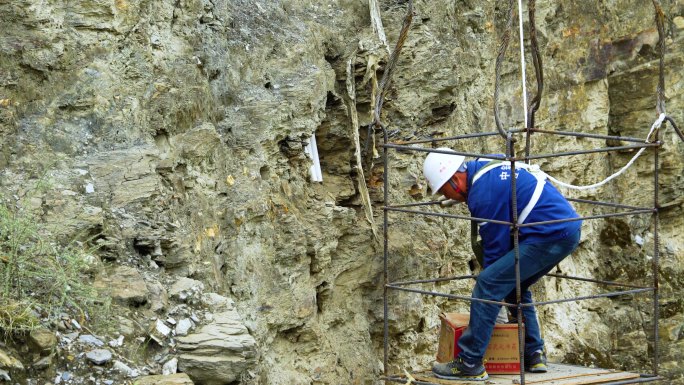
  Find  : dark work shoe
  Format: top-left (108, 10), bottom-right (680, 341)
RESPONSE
top-left (432, 357), bottom-right (488, 381)
top-left (525, 350), bottom-right (548, 373)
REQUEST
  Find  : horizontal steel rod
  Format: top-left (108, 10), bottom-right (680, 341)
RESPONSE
top-left (387, 201), bottom-right (442, 209)
top-left (526, 127), bottom-right (649, 143)
top-left (519, 209), bottom-right (654, 227)
top-left (384, 206), bottom-right (513, 226)
top-left (388, 129), bottom-right (520, 145)
top-left (382, 144), bottom-right (508, 160)
top-left (391, 274), bottom-right (651, 289)
top-left (597, 375), bottom-right (662, 385)
top-left (387, 208), bottom-right (652, 227)
top-left (567, 197), bottom-right (653, 211)
top-left (386, 284), bottom-right (516, 307)
top-left (520, 143), bottom-right (659, 161)
top-left (386, 127), bottom-right (656, 146)
top-left (547, 273), bottom-right (652, 289)
top-left (395, 197), bottom-right (652, 211)
top-left (390, 275), bottom-right (477, 286)
top-left (520, 287), bottom-right (654, 307)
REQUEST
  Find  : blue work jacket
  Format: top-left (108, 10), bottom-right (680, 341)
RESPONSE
top-left (465, 159), bottom-right (582, 267)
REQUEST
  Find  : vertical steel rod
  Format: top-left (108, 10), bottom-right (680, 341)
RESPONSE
top-left (525, 127), bottom-right (532, 163)
top-left (383, 125), bottom-right (390, 380)
top-left (508, 134), bottom-right (526, 385)
top-left (652, 133), bottom-right (660, 376)
top-left (651, 0), bottom-right (664, 376)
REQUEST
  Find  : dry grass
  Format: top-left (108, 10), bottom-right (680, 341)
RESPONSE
top-left (0, 203), bottom-right (110, 337)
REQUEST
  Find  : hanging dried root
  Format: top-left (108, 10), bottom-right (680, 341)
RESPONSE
top-left (369, 0), bottom-right (391, 56)
top-left (345, 52), bottom-right (379, 242)
top-left (371, 0), bottom-right (414, 128)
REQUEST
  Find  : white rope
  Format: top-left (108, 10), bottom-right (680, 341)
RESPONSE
top-left (517, 0), bottom-right (529, 128)
top-left (546, 113), bottom-right (666, 191)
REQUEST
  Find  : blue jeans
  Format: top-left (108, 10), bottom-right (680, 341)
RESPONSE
top-left (457, 230), bottom-right (581, 363)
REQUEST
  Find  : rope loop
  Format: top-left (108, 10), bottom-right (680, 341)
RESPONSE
top-left (545, 114), bottom-right (665, 191)
top-left (664, 116), bottom-right (684, 142)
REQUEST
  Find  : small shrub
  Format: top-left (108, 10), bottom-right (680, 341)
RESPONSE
top-left (0, 203), bottom-right (110, 336)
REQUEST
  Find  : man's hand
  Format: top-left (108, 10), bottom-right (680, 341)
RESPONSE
top-left (439, 196), bottom-right (458, 207)
top-left (471, 220), bottom-right (484, 269)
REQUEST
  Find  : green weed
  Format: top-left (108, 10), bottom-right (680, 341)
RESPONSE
top-left (0, 203), bottom-right (110, 337)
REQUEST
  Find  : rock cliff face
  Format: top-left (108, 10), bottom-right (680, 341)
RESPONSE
top-left (1, 0), bottom-right (683, 384)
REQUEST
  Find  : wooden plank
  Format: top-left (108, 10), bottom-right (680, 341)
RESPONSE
top-left (524, 370), bottom-right (619, 384)
top-left (412, 372), bottom-right (480, 385)
top-left (405, 363), bottom-right (641, 385)
top-left (539, 372), bottom-right (640, 385)
top-left (523, 369), bottom-right (615, 384)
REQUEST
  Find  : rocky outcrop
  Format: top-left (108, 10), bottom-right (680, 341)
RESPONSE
top-left (177, 295), bottom-right (256, 384)
top-left (94, 266), bottom-right (150, 306)
top-left (28, 329), bottom-right (57, 356)
top-left (134, 373), bottom-right (194, 385)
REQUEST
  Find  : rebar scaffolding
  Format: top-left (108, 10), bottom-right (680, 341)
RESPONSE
top-left (381, 128), bottom-right (664, 385)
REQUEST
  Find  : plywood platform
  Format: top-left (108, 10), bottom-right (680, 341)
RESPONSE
top-left (390, 363), bottom-right (653, 385)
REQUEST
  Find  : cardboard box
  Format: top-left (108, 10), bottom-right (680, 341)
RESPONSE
top-left (437, 313), bottom-right (522, 374)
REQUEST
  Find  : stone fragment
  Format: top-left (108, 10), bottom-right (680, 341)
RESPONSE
top-left (175, 319), bottom-right (194, 336)
top-left (164, 244), bottom-right (194, 269)
top-left (81, 253), bottom-right (103, 274)
top-left (117, 317), bottom-right (139, 338)
top-left (0, 369), bottom-right (9, 381)
top-left (85, 349), bottom-right (112, 365)
top-left (147, 279), bottom-right (168, 313)
top-left (33, 356), bottom-right (52, 370)
top-left (29, 328), bottom-right (58, 355)
top-left (202, 293), bottom-right (235, 311)
top-left (0, 349), bottom-right (23, 370)
top-left (150, 319), bottom-right (172, 344)
top-left (109, 335), bottom-right (125, 348)
top-left (94, 266), bottom-right (149, 306)
top-left (78, 335), bottom-right (105, 347)
top-left (71, 319), bottom-right (82, 330)
top-left (169, 278), bottom-right (204, 302)
top-left (133, 373), bottom-right (194, 385)
top-left (113, 360), bottom-right (140, 377)
top-left (162, 357), bottom-right (178, 375)
top-left (635, 235), bottom-right (644, 246)
top-left (174, 123), bottom-right (221, 160)
top-left (674, 16), bottom-right (684, 31)
top-left (190, 313), bottom-right (200, 323)
top-left (177, 308), bottom-right (256, 384)
top-left (61, 332), bottom-right (80, 343)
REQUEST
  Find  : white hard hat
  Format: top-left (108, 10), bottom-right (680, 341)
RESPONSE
top-left (423, 147), bottom-right (465, 195)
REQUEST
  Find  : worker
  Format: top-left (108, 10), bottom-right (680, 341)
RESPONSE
top-left (423, 148), bottom-right (582, 381)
